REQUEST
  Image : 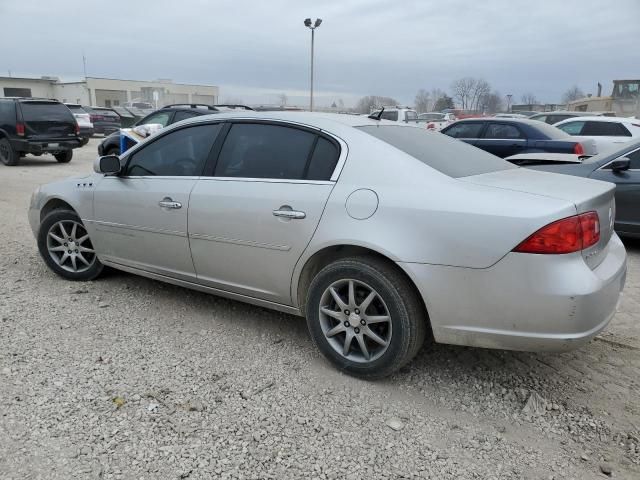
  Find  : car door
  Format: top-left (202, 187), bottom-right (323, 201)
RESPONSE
top-left (91, 122), bottom-right (222, 279)
top-left (188, 121), bottom-right (342, 305)
top-left (590, 147), bottom-right (640, 235)
top-left (474, 123), bottom-right (526, 157)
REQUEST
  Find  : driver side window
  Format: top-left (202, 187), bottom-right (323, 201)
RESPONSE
top-left (123, 124), bottom-right (221, 176)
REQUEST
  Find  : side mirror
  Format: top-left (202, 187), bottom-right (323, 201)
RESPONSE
top-left (610, 157), bottom-right (631, 172)
top-left (94, 155), bottom-right (121, 175)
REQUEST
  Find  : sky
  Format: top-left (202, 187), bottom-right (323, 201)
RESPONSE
top-left (1, 0), bottom-right (639, 108)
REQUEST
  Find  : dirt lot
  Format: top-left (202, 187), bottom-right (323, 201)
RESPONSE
top-left (1, 139), bottom-right (638, 479)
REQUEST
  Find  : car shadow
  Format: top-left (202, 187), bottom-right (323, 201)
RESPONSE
top-left (13, 155), bottom-right (64, 167)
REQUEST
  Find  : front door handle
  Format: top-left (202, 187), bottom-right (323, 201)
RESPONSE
top-left (159, 197), bottom-right (182, 209)
top-left (273, 206), bottom-right (306, 219)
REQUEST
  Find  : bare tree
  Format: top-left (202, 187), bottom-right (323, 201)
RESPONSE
top-left (337, 98), bottom-right (345, 110)
top-left (354, 95), bottom-right (399, 114)
top-left (562, 85), bottom-right (585, 104)
top-left (276, 93), bottom-right (288, 107)
top-left (451, 77), bottom-right (491, 112)
top-left (451, 77), bottom-right (476, 110)
top-left (521, 93), bottom-right (538, 105)
top-left (414, 89), bottom-right (430, 113)
top-left (480, 90), bottom-right (504, 114)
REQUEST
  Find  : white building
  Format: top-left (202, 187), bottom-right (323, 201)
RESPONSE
top-left (0, 76), bottom-right (219, 107)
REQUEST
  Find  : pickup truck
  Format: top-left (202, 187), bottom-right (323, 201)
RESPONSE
top-left (440, 118), bottom-right (598, 158)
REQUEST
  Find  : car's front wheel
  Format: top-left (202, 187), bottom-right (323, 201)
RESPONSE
top-left (306, 256), bottom-right (427, 379)
top-left (0, 137), bottom-right (19, 166)
top-left (37, 210), bottom-right (103, 281)
top-left (54, 150), bottom-right (73, 163)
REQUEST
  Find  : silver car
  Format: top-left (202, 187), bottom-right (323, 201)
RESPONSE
top-left (29, 112), bottom-right (627, 378)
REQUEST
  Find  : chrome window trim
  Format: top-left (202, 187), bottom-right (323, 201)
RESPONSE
top-left (119, 116), bottom-right (349, 183)
top-left (597, 145), bottom-right (640, 171)
top-left (196, 177), bottom-right (334, 185)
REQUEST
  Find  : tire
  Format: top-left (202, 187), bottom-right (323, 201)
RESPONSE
top-left (0, 137), bottom-right (19, 166)
top-left (305, 256), bottom-right (427, 379)
top-left (37, 209), bottom-right (104, 281)
top-left (54, 150), bottom-right (73, 163)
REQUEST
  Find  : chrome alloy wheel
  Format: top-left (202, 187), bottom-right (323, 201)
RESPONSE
top-left (46, 220), bottom-right (96, 273)
top-left (318, 279), bottom-right (392, 363)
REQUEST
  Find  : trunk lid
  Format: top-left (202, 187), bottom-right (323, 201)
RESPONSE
top-left (461, 168), bottom-right (616, 269)
top-left (20, 101), bottom-right (77, 139)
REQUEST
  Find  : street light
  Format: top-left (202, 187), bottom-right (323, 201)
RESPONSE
top-left (304, 18), bottom-right (322, 111)
top-left (506, 94), bottom-right (513, 113)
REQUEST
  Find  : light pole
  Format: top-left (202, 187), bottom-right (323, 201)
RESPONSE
top-left (506, 94), bottom-right (513, 113)
top-left (304, 18), bottom-right (322, 111)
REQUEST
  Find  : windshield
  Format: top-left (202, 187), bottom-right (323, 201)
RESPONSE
top-left (357, 125), bottom-right (516, 178)
top-left (21, 102), bottom-right (74, 122)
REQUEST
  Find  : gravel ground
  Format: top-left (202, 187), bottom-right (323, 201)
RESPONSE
top-left (1, 139), bottom-right (639, 479)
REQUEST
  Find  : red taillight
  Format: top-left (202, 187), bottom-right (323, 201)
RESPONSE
top-left (573, 143), bottom-right (584, 155)
top-left (16, 123), bottom-right (25, 136)
top-left (513, 212), bottom-right (600, 254)
top-left (75, 122), bottom-right (80, 135)
top-left (427, 123), bottom-right (435, 129)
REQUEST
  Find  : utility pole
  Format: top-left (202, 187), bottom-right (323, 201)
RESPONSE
top-left (304, 18), bottom-right (322, 111)
top-left (82, 53), bottom-right (88, 80)
top-left (506, 94), bottom-right (513, 113)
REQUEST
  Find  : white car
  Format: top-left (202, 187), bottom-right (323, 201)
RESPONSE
top-left (554, 116), bottom-right (640, 154)
top-left (418, 112), bottom-right (456, 131)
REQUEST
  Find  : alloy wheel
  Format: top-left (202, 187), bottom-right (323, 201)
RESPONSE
top-left (318, 279), bottom-right (392, 363)
top-left (46, 220), bottom-right (96, 273)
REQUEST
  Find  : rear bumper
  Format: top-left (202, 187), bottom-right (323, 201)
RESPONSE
top-left (399, 233), bottom-right (627, 352)
top-left (79, 126), bottom-right (94, 138)
top-left (11, 138), bottom-right (81, 153)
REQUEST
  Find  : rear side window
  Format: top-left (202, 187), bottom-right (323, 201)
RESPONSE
top-left (557, 121), bottom-right (585, 136)
top-left (582, 121), bottom-right (631, 137)
top-left (380, 110), bottom-right (399, 121)
top-left (358, 125), bottom-right (516, 178)
top-left (306, 137), bottom-right (340, 180)
top-left (124, 124), bottom-right (221, 176)
top-left (214, 123), bottom-right (316, 179)
top-left (405, 111), bottom-right (418, 121)
top-left (20, 102), bottom-right (74, 122)
top-left (0, 101), bottom-right (15, 123)
top-left (484, 123), bottom-right (522, 139)
top-left (443, 122), bottom-right (484, 138)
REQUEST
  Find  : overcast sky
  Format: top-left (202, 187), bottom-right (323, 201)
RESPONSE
top-left (1, 0), bottom-right (639, 107)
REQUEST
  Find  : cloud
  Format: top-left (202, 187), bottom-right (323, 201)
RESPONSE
top-left (1, 0), bottom-right (639, 106)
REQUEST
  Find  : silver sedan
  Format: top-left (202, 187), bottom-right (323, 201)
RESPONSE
top-left (29, 112), bottom-right (627, 378)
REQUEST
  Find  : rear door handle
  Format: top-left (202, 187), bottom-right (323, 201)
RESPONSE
top-left (159, 197), bottom-right (182, 209)
top-left (273, 206), bottom-right (306, 219)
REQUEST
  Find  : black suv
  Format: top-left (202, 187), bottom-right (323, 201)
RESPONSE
top-left (97, 104), bottom-right (254, 156)
top-left (0, 97), bottom-right (81, 166)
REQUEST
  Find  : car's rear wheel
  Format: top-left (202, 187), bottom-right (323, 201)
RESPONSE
top-left (306, 256), bottom-right (427, 379)
top-left (54, 150), bottom-right (73, 163)
top-left (0, 137), bottom-right (19, 166)
top-left (37, 210), bottom-right (103, 281)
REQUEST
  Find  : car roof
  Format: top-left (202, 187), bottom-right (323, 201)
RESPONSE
top-left (166, 110), bottom-right (402, 129)
top-left (555, 116), bottom-right (635, 124)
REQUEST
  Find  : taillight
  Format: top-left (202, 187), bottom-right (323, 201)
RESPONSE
top-left (75, 122), bottom-right (80, 135)
top-left (16, 123), bottom-right (25, 136)
top-left (573, 143), bottom-right (584, 155)
top-left (513, 211), bottom-right (600, 254)
top-left (427, 123), bottom-right (435, 129)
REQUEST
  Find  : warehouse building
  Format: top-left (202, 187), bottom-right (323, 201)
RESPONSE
top-left (0, 76), bottom-right (219, 107)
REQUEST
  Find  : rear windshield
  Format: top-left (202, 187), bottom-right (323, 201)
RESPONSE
top-left (357, 125), bottom-right (516, 178)
top-left (21, 102), bottom-right (74, 122)
top-left (529, 121), bottom-right (570, 139)
top-left (92, 108), bottom-right (119, 117)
